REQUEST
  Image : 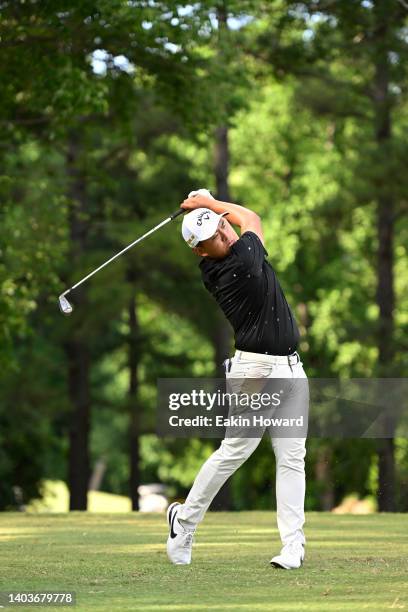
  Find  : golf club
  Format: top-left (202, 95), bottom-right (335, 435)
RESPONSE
top-left (58, 207), bottom-right (186, 315)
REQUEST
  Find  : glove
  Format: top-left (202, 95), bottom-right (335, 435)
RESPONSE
top-left (188, 188), bottom-right (215, 200)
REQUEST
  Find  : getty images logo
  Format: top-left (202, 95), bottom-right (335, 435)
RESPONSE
top-left (196, 211), bottom-right (210, 226)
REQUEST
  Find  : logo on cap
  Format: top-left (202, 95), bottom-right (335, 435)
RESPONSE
top-left (196, 211), bottom-right (210, 226)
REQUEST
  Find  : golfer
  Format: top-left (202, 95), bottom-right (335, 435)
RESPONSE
top-left (166, 189), bottom-right (308, 569)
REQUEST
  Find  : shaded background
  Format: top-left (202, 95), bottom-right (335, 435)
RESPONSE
top-left (0, 0), bottom-right (407, 513)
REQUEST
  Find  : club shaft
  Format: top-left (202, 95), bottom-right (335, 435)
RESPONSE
top-left (66, 215), bottom-right (174, 295)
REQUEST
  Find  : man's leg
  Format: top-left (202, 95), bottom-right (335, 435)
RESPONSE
top-left (177, 436), bottom-right (261, 528)
top-left (167, 436), bottom-right (261, 564)
top-left (271, 436), bottom-right (307, 546)
top-left (269, 360), bottom-right (309, 549)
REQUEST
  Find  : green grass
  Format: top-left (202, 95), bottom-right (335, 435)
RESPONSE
top-left (1, 512), bottom-right (407, 611)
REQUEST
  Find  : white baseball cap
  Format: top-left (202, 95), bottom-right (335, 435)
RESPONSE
top-left (182, 208), bottom-right (229, 247)
top-left (182, 188), bottom-right (229, 248)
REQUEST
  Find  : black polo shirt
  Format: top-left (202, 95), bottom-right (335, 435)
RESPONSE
top-left (199, 231), bottom-right (300, 356)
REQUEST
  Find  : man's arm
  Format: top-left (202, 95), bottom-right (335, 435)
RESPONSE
top-left (181, 194), bottom-right (264, 245)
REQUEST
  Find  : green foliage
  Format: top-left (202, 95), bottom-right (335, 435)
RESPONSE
top-left (0, 0), bottom-right (406, 511)
top-left (0, 141), bottom-right (68, 372)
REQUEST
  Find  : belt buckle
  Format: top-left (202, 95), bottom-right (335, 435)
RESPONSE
top-left (288, 352), bottom-right (299, 366)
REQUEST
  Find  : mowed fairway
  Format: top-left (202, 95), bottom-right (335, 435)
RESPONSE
top-left (1, 512), bottom-right (407, 611)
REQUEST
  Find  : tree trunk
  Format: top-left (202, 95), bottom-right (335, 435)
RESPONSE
top-left (213, 119), bottom-right (233, 379)
top-left (210, 4), bottom-right (233, 512)
top-left (67, 334), bottom-right (90, 510)
top-left (66, 132), bottom-right (91, 511)
top-left (214, 125), bottom-right (230, 202)
top-left (214, 6), bottom-right (233, 379)
top-left (128, 289), bottom-right (141, 511)
top-left (315, 444), bottom-right (334, 511)
top-left (372, 2), bottom-right (396, 512)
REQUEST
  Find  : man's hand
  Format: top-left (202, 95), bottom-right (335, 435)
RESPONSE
top-left (181, 194), bottom-right (215, 211)
top-left (180, 191), bottom-right (264, 244)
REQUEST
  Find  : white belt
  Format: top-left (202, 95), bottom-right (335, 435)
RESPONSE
top-left (234, 349), bottom-right (300, 366)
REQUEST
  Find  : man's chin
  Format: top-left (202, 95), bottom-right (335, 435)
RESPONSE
top-left (208, 245), bottom-right (233, 260)
top-left (220, 247), bottom-right (232, 259)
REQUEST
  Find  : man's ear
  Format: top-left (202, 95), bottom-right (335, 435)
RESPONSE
top-left (192, 246), bottom-right (207, 257)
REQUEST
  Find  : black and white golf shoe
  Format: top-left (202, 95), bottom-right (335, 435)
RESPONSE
top-left (270, 541), bottom-right (305, 569)
top-left (166, 502), bottom-right (195, 565)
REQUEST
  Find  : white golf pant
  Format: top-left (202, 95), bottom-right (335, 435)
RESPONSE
top-left (177, 350), bottom-right (309, 547)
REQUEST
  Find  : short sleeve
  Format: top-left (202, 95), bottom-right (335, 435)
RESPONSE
top-left (230, 231), bottom-right (268, 276)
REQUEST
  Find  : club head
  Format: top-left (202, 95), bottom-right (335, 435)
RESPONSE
top-left (58, 294), bottom-right (73, 315)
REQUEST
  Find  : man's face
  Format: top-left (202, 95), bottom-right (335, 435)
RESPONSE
top-left (194, 217), bottom-right (239, 260)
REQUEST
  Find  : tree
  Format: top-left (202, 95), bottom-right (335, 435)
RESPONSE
top-left (243, 0), bottom-right (408, 510)
top-left (0, 0), bottom-right (234, 508)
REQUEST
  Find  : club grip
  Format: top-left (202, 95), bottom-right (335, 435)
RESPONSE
top-left (170, 208), bottom-right (186, 220)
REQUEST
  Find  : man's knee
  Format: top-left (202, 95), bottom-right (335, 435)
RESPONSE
top-left (217, 437), bottom-right (260, 463)
top-left (274, 438), bottom-right (306, 471)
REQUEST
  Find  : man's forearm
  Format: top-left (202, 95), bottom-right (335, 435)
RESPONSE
top-left (210, 199), bottom-right (264, 243)
top-left (209, 199), bottom-right (259, 229)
